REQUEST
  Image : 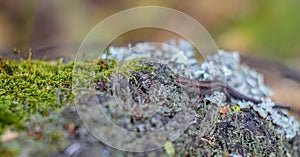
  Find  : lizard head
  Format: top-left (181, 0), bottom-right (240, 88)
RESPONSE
top-left (174, 77), bottom-right (193, 88)
top-left (174, 77), bottom-right (202, 93)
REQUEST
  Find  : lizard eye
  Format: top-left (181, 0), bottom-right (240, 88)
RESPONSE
top-left (175, 77), bottom-right (186, 83)
top-left (174, 79), bottom-right (179, 84)
top-left (174, 79), bottom-right (186, 86)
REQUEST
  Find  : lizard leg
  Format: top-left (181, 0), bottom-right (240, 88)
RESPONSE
top-left (191, 94), bottom-right (204, 109)
top-left (191, 86), bottom-right (223, 109)
top-left (221, 88), bottom-right (232, 103)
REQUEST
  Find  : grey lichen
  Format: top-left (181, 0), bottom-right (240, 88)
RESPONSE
top-left (103, 40), bottom-right (299, 139)
top-left (190, 49), bottom-right (298, 140)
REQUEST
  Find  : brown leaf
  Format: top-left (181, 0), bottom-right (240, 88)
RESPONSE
top-left (220, 106), bottom-right (230, 116)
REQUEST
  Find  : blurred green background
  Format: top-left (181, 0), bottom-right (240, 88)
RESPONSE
top-left (0, 0), bottom-right (299, 65)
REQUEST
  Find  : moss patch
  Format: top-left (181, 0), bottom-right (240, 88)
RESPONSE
top-left (0, 57), bottom-right (154, 134)
top-left (0, 59), bottom-right (74, 133)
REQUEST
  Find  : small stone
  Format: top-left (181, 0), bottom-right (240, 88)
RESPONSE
top-left (64, 143), bottom-right (81, 156)
top-left (1, 129), bottom-right (18, 142)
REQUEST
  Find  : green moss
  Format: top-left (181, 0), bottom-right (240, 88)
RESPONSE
top-left (94, 57), bottom-right (153, 80)
top-left (0, 57), bottom-right (153, 134)
top-left (0, 59), bottom-right (74, 133)
top-left (73, 58), bottom-right (154, 91)
top-left (164, 141), bottom-right (175, 156)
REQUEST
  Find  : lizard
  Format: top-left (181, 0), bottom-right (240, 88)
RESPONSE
top-left (174, 76), bottom-right (262, 103)
top-left (174, 76), bottom-right (292, 110)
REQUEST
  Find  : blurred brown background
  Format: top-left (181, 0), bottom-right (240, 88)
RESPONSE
top-left (0, 0), bottom-right (300, 110)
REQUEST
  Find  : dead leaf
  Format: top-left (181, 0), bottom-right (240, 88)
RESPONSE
top-left (67, 122), bottom-right (75, 134)
top-left (220, 106), bottom-right (230, 116)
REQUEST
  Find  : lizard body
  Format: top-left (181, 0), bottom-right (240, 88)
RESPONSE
top-left (174, 77), bottom-right (262, 104)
